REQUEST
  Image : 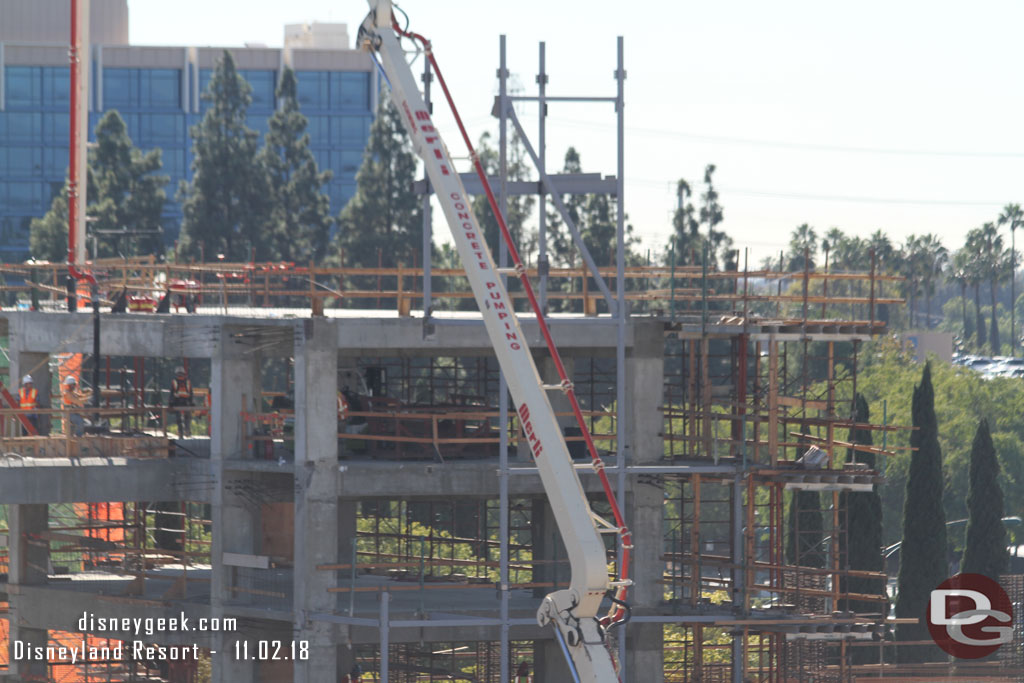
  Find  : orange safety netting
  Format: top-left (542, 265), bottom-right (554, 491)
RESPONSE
top-left (50, 631), bottom-right (120, 683)
top-left (73, 503), bottom-right (125, 566)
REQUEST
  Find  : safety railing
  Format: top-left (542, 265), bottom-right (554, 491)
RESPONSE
top-left (240, 406), bottom-right (618, 461)
top-left (0, 405), bottom-right (194, 458)
top-left (0, 260), bottom-right (901, 324)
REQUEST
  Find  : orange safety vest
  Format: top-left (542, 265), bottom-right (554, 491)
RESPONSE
top-left (172, 377), bottom-right (192, 399)
top-left (338, 392), bottom-right (349, 419)
top-left (63, 388), bottom-right (76, 406)
top-left (19, 386), bottom-right (37, 410)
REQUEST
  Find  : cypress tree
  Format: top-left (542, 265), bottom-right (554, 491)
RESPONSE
top-left (961, 419), bottom-right (1009, 578)
top-left (258, 66), bottom-right (333, 263)
top-left (177, 50), bottom-right (270, 261)
top-left (839, 394), bottom-right (885, 664)
top-left (895, 362), bottom-right (948, 662)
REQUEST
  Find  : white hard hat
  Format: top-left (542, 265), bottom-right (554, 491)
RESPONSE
top-left (64, 375), bottom-right (77, 386)
top-left (22, 375), bottom-right (33, 384)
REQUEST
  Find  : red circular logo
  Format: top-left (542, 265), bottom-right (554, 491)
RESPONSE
top-left (927, 573), bottom-right (1014, 659)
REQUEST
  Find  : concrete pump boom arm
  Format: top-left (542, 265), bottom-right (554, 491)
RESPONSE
top-left (361, 2), bottom-right (628, 681)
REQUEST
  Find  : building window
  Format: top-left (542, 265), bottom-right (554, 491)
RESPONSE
top-left (297, 71), bottom-right (328, 110)
top-left (42, 148), bottom-right (68, 177)
top-left (240, 70), bottom-right (275, 111)
top-left (7, 182), bottom-right (43, 211)
top-left (141, 69), bottom-right (181, 109)
top-left (333, 149), bottom-right (362, 177)
top-left (42, 67), bottom-right (71, 107)
top-left (160, 148), bottom-right (187, 179)
top-left (7, 147), bottom-right (43, 176)
top-left (42, 112), bottom-right (70, 145)
top-left (103, 68), bottom-right (138, 108)
top-left (332, 115), bottom-right (370, 145)
top-left (306, 115), bottom-right (328, 142)
top-left (138, 113), bottom-right (186, 145)
top-left (331, 72), bottom-right (369, 109)
top-left (6, 113), bottom-right (42, 141)
top-left (5, 67), bottom-right (41, 108)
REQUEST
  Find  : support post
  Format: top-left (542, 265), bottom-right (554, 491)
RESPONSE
top-left (293, 318), bottom-right (339, 682)
top-left (209, 329), bottom-right (260, 682)
top-left (7, 504), bottom-right (49, 682)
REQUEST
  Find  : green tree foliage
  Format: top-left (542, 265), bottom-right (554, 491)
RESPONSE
top-left (961, 419), bottom-right (1009, 578)
top-left (177, 50), bottom-right (269, 261)
top-left (839, 394), bottom-right (885, 627)
top-left (471, 131), bottom-right (535, 260)
top-left (895, 362), bottom-right (948, 662)
top-left (786, 223), bottom-right (818, 272)
top-left (899, 234), bottom-right (947, 329)
top-left (30, 110), bottom-right (167, 261)
top-left (948, 249), bottom-right (975, 343)
top-left (699, 164), bottom-right (734, 270)
top-left (331, 93), bottom-right (421, 268)
top-left (667, 179), bottom-right (700, 265)
top-left (545, 147), bottom-right (641, 312)
top-left (547, 147), bottom-right (640, 269)
top-left (845, 342), bottom-right (1024, 550)
top-left (257, 66), bottom-right (334, 263)
top-left (29, 185), bottom-right (72, 262)
top-left (963, 224), bottom-right (1010, 353)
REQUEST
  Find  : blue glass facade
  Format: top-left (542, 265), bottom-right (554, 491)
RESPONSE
top-left (0, 60), bottom-right (373, 261)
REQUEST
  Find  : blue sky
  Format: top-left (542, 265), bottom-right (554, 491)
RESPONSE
top-left (129, 0), bottom-right (1024, 264)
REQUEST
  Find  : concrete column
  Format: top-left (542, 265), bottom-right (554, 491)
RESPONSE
top-left (7, 504), bottom-right (49, 682)
top-left (293, 319), bottom-right (339, 683)
top-left (625, 321), bottom-right (665, 466)
top-left (209, 331), bottom-right (261, 682)
top-left (10, 351), bottom-right (51, 435)
top-left (624, 320), bottom-right (665, 683)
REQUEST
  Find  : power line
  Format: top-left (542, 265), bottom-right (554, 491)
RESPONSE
top-left (531, 115), bottom-right (1024, 159)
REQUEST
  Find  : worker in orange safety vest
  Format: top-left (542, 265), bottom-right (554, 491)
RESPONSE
top-left (170, 366), bottom-right (194, 437)
top-left (18, 374), bottom-right (38, 435)
top-left (62, 375), bottom-right (91, 435)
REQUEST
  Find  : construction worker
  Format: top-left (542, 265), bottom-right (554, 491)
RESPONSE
top-left (18, 374), bottom-right (38, 435)
top-left (62, 375), bottom-right (91, 436)
top-left (515, 661), bottom-right (531, 682)
top-left (170, 366), bottom-right (193, 437)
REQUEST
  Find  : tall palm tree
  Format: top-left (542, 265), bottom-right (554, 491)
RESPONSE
top-left (917, 234), bottom-right (947, 329)
top-left (787, 223), bottom-right (818, 271)
top-left (899, 235), bottom-right (924, 328)
top-left (949, 249), bottom-right (974, 343)
top-left (997, 203), bottom-right (1024, 355)
top-left (968, 223), bottom-right (1007, 353)
top-left (965, 228), bottom-right (988, 351)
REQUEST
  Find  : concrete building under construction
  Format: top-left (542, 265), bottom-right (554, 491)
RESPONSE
top-left (0, 252), bottom-right (961, 683)
top-left (2, 4), bottom-right (1023, 681)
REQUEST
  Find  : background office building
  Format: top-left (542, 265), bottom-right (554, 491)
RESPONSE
top-left (0, 0), bottom-right (376, 261)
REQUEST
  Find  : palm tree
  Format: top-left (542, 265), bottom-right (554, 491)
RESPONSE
top-left (917, 234), bottom-right (947, 329)
top-left (966, 224), bottom-right (1008, 353)
top-left (899, 235), bottom-right (924, 328)
top-left (787, 223), bottom-right (818, 271)
top-left (949, 249), bottom-right (974, 343)
top-left (997, 203), bottom-right (1023, 355)
top-left (964, 228), bottom-right (988, 351)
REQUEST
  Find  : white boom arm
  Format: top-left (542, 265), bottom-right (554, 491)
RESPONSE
top-left (362, 2), bottom-right (623, 680)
